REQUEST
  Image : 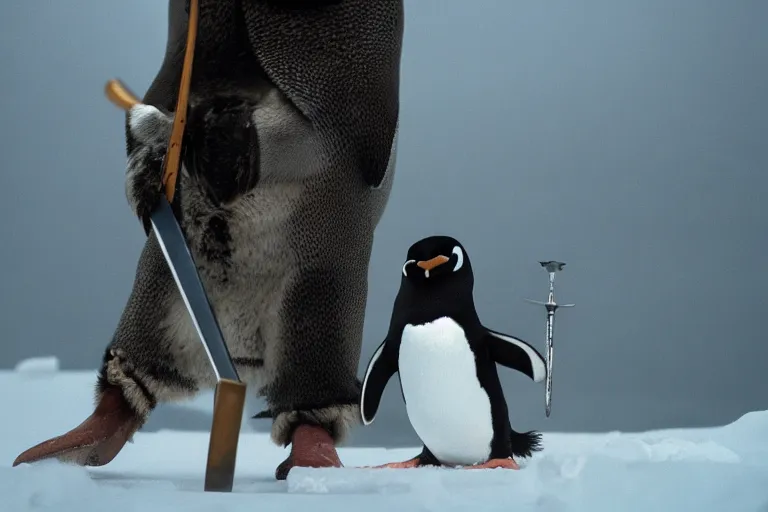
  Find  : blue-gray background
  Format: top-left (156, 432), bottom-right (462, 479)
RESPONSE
top-left (1, 1), bottom-right (767, 447)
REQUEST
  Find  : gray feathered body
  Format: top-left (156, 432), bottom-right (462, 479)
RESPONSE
top-left (102, 0), bottom-right (403, 445)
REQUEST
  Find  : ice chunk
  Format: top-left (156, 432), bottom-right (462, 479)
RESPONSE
top-left (14, 357), bottom-right (60, 374)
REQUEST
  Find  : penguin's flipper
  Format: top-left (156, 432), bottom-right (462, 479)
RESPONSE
top-left (484, 329), bottom-right (547, 383)
top-left (360, 339), bottom-right (398, 425)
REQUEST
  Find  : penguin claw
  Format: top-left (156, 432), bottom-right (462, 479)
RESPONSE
top-left (12, 386), bottom-right (142, 468)
top-left (275, 424), bottom-right (342, 480)
top-left (462, 458), bottom-right (520, 470)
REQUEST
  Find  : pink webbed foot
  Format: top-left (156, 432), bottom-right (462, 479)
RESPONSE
top-left (462, 458), bottom-right (520, 470)
top-left (361, 455), bottom-right (422, 469)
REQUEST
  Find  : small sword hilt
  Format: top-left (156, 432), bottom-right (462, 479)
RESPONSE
top-left (524, 261), bottom-right (575, 311)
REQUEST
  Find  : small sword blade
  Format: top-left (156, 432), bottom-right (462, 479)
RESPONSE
top-left (545, 357), bottom-right (553, 416)
top-left (545, 312), bottom-right (554, 417)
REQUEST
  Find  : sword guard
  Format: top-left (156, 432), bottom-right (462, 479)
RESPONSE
top-left (539, 261), bottom-right (566, 273)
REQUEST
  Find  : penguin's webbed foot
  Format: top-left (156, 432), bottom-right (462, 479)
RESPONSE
top-left (363, 457), bottom-right (520, 470)
top-left (362, 447), bottom-right (439, 469)
top-left (12, 385), bottom-right (143, 467)
top-left (462, 458), bottom-right (520, 470)
top-left (366, 456), bottom-right (422, 469)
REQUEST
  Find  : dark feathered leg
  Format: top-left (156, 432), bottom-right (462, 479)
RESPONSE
top-left (264, 266), bottom-right (368, 480)
top-left (270, 404), bottom-right (359, 480)
top-left (274, 422), bottom-right (343, 480)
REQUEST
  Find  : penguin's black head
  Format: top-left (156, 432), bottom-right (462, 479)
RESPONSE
top-left (401, 235), bottom-right (473, 288)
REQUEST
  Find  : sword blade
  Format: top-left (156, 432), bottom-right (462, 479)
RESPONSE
top-left (150, 197), bottom-right (240, 383)
top-left (545, 310), bottom-right (554, 417)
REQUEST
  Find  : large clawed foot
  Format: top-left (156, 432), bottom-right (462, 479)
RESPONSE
top-left (12, 386), bottom-right (142, 467)
top-left (275, 424), bottom-right (342, 480)
top-left (462, 458), bottom-right (520, 470)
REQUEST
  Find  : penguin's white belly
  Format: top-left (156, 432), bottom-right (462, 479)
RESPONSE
top-left (398, 317), bottom-right (494, 466)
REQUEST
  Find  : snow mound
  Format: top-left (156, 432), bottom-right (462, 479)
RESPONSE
top-left (596, 435), bottom-right (740, 463)
top-left (13, 357), bottom-right (60, 374)
top-left (286, 460), bottom-right (768, 510)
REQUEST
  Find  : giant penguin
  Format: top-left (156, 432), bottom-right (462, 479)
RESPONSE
top-left (360, 235), bottom-right (546, 469)
top-left (14, 0), bottom-right (403, 480)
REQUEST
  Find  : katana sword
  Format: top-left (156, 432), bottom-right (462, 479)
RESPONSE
top-left (105, 87), bottom-right (246, 493)
top-left (524, 261), bottom-right (574, 417)
top-left (104, 0), bottom-right (246, 493)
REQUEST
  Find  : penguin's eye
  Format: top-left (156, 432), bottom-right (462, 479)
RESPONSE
top-left (452, 246), bottom-right (464, 272)
top-left (402, 259), bottom-right (415, 277)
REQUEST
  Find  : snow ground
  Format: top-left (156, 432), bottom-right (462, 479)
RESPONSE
top-left (2, 357), bottom-right (768, 511)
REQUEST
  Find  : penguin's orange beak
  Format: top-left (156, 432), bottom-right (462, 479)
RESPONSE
top-left (416, 255), bottom-right (449, 271)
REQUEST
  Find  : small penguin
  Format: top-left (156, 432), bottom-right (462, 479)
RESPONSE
top-left (360, 235), bottom-right (546, 469)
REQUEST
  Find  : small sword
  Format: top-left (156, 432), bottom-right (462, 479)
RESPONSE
top-left (524, 261), bottom-right (574, 418)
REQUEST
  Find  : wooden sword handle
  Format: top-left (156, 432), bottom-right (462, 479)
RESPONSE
top-left (104, 79), bottom-right (140, 109)
top-left (103, 0), bottom-right (200, 203)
